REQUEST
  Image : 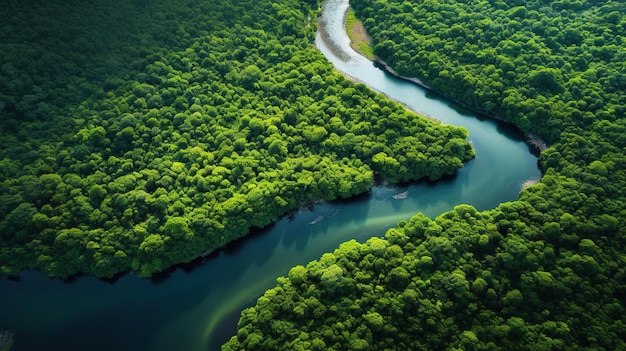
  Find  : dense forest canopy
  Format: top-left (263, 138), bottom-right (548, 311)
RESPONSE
top-left (0, 0), bottom-right (473, 278)
top-left (224, 0), bottom-right (626, 350)
top-left (352, 0), bottom-right (626, 143)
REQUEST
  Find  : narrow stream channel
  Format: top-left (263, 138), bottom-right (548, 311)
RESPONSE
top-left (0, 1), bottom-right (540, 350)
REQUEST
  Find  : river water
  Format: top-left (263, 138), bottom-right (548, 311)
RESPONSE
top-left (0, 0), bottom-right (540, 350)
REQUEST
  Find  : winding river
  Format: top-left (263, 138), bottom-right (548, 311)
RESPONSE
top-left (0, 1), bottom-right (541, 350)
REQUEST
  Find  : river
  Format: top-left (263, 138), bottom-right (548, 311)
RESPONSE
top-left (0, 0), bottom-right (541, 350)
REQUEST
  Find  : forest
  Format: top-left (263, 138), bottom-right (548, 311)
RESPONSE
top-left (223, 0), bottom-right (626, 350)
top-left (0, 0), bottom-right (473, 279)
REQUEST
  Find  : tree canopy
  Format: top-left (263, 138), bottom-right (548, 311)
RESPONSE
top-left (0, 0), bottom-right (473, 278)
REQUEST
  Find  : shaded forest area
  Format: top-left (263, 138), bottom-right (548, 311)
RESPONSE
top-left (0, 0), bottom-right (473, 278)
top-left (224, 0), bottom-right (626, 350)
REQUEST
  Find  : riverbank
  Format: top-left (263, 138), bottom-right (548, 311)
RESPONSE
top-left (316, 7), bottom-right (440, 123)
top-left (373, 58), bottom-right (548, 153)
top-left (345, 9), bottom-right (375, 60)
top-left (316, 4), bottom-right (352, 62)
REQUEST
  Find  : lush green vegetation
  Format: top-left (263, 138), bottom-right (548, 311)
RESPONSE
top-left (224, 0), bottom-right (626, 350)
top-left (352, 0), bottom-right (626, 143)
top-left (0, 0), bottom-right (473, 278)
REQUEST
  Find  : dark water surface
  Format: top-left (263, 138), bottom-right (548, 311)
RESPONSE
top-left (0, 0), bottom-right (540, 350)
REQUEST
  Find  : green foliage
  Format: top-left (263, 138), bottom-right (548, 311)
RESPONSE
top-left (0, 0), bottom-right (472, 278)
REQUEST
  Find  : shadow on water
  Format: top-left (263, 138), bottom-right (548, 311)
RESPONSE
top-left (147, 219), bottom-right (284, 284)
